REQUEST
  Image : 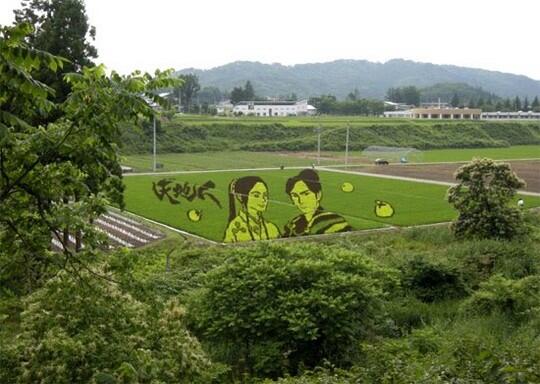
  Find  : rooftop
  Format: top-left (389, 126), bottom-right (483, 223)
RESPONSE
top-left (235, 100), bottom-right (297, 106)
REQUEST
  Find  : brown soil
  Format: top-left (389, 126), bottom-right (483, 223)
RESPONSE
top-left (345, 160), bottom-right (540, 193)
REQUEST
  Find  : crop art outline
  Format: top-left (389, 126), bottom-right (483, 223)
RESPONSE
top-left (147, 170), bottom-right (398, 243)
top-left (152, 178), bottom-right (222, 208)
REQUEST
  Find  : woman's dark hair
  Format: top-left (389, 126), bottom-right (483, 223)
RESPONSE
top-left (228, 176), bottom-right (267, 223)
top-left (285, 169), bottom-right (322, 195)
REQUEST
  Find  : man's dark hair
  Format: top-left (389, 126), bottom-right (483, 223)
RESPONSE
top-left (286, 169), bottom-right (322, 195)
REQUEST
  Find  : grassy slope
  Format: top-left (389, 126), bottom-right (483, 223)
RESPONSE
top-left (121, 114), bottom-right (540, 155)
top-left (122, 169), bottom-right (540, 242)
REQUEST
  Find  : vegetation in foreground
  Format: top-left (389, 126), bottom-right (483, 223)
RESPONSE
top-left (3, 3), bottom-right (540, 383)
top-left (3, 215), bottom-right (540, 383)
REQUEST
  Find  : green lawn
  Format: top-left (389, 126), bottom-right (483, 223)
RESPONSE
top-left (419, 145), bottom-right (540, 162)
top-left (172, 114), bottom-right (410, 127)
top-left (122, 168), bottom-right (540, 242)
top-left (321, 145), bottom-right (540, 165)
top-left (121, 152), bottom-right (327, 172)
top-left (172, 114), bottom-right (504, 127)
top-left (122, 145), bottom-right (540, 172)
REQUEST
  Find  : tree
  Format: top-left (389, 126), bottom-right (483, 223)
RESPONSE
top-left (0, 270), bottom-right (214, 383)
top-left (451, 93), bottom-right (460, 107)
top-left (385, 87), bottom-right (402, 103)
top-left (197, 86), bottom-right (223, 105)
top-left (477, 97), bottom-right (485, 108)
top-left (244, 80), bottom-right (255, 101)
top-left (229, 81), bottom-right (257, 104)
top-left (190, 243), bottom-right (394, 378)
top-left (13, 0), bottom-right (98, 106)
top-left (532, 96), bottom-right (540, 112)
top-left (308, 95), bottom-right (336, 114)
top-left (401, 86), bottom-right (420, 106)
top-left (523, 97), bottom-right (529, 111)
top-left (0, 23), bottom-right (179, 292)
top-left (230, 86), bottom-right (244, 104)
top-left (447, 158), bottom-right (526, 240)
top-left (386, 86), bottom-right (420, 106)
top-left (175, 73), bottom-right (200, 113)
top-left (347, 88), bottom-right (360, 101)
top-left (514, 96), bottom-right (522, 111)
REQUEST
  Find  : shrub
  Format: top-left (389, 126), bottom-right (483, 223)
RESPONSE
top-left (452, 239), bottom-right (539, 289)
top-left (189, 243), bottom-right (396, 379)
top-left (462, 274), bottom-right (540, 319)
top-left (447, 158), bottom-right (527, 240)
top-left (264, 366), bottom-right (355, 383)
top-left (400, 256), bottom-right (467, 302)
top-left (0, 271), bottom-right (216, 384)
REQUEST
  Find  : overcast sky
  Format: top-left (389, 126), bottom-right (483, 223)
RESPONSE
top-left (1, 0), bottom-right (539, 80)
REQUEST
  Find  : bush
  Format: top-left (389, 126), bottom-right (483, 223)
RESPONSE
top-left (0, 271), bottom-right (217, 384)
top-left (188, 243), bottom-right (397, 379)
top-left (447, 158), bottom-right (527, 240)
top-left (462, 274), bottom-right (540, 319)
top-left (264, 366), bottom-right (355, 383)
top-left (400, 256), bottom-right (467, 302)
top-left (451, 239), bottom-right (539, 289)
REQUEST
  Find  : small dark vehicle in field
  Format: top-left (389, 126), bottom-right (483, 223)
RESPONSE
top-left (374, 158), bottom-right (389, 165)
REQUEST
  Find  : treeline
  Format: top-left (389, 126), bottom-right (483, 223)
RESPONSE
top-left (121, 120), bottom-right (540, 154)
top-left (173, 77), bottom-right (540, 116)
top-left (387, 84), bottom-right (540, 111)
top-left (307, 94), bottom-right (385, 115)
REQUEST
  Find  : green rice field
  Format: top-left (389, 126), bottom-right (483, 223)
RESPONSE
top-left (122, 145), bottom-right (540, 172)
top-left (122, 168), bottom-right (540, 242)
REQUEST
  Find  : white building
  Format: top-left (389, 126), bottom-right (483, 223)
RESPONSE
top-left (481, 111), bottom-right (540, 120)
top-left (233, 100), bottom-right (317, 116)
top-left (384, 107), bottom-right (482, 119)
top-left (216, 101), bottom-right (234, 115)
top-left (384, 101), bottom-right (414, 111)
top-left (383, 110), bottom-right (413, 118)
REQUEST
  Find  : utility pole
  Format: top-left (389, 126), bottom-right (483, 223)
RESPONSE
top-left (316, 125), bottom-right (322, 166)
top-left (152, 115), bottom-right (157, 172)
top-left (345, 122), bottom-right (350, 166)
top-left (177, 88), bottom-right (181, 112)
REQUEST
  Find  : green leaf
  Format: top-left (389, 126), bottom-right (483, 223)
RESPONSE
top-left (0, 122), bottom-right (8, 142)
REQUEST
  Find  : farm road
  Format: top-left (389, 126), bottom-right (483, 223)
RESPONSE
top-left (124, 161), bottom-right (540, 197)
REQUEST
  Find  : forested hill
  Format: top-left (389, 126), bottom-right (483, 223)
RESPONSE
top-left (177, 59), bottom-right (540, 100)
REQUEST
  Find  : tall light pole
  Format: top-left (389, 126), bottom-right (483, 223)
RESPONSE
top-left (316, 125), bottom-right (322, 166)
top-left (345, 122), bottom-right (350, 166)
top-left (177, 88), bottom-right (181, 112)
top-left (152, 114), bottom-right (157, 172)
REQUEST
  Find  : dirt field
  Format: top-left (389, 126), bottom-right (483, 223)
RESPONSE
top-left (344, 160), bottom-right (540, 193)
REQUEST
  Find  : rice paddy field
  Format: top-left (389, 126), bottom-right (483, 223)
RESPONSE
top-left (122, 145), bottom-right (540, 172)
top-left (122, 168), bottom-right (540, 242)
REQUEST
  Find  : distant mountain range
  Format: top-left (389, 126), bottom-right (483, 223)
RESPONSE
top-left (177, 59), bottom-right (540, 100)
